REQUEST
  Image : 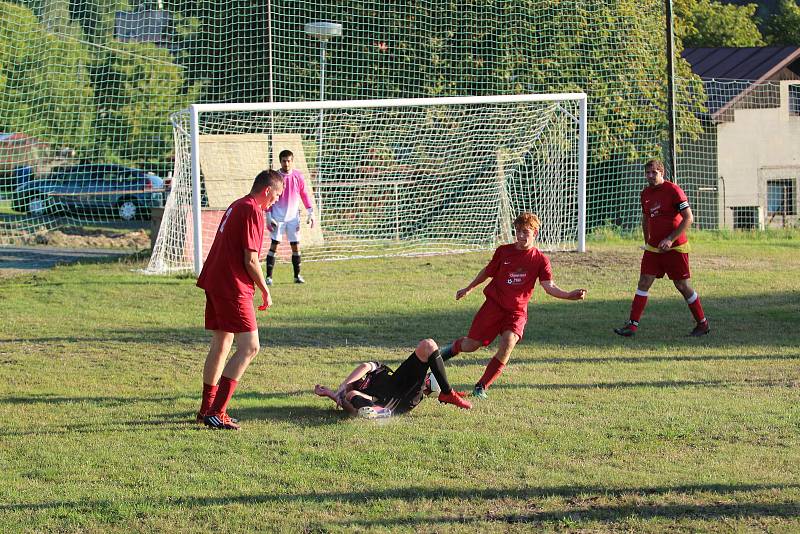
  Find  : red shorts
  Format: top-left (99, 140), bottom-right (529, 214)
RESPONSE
top-left (467, 298), bottom-right (527, 346)
top-left (204, 292), bottom-right (257, 333)
top-left (640, 250), bottom-right (691, 280)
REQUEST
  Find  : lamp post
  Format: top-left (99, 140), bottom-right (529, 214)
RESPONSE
top-left (304, 21), bottom-right (342, 221)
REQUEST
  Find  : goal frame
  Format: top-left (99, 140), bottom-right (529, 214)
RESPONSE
top-left (181, 93), bottom-right (587, 275)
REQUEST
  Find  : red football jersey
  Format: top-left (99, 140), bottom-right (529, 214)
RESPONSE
top-left (641, 181), bottom-right (689, 247)
top-left (197, 195), bottom-right (264, 299)
top-left (482, 244), bottom-right (553, 313)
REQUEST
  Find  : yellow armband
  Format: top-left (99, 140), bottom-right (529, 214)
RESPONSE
top-left (641, 243), bottom-right (691, 254)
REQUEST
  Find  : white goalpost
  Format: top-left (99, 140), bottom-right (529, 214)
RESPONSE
top-left (147, 93), bottom-right (587, 275)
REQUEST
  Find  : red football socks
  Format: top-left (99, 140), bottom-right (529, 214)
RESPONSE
top-left (477, 357), bottom-right (506, 389)
top-left (687, 292), bottom-right (706, 323)
top-left (208, 376), bottom-right (238, 415)
top-left (630, 291), bottom-right (649, 326)
top-left (199, 382), bottom-right (218, 415)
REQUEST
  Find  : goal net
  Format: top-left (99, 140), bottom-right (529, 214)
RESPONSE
top-left (147, 94), bottom-right (586, 275)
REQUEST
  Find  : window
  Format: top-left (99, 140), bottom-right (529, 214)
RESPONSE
top-left (767, 179), bottom-right (796, 215)
top-left (790, 84), bottom-right (800, 116)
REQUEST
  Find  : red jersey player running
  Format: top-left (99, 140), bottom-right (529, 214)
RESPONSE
top-left (438, 212), bottom-right (587, 400)
top-left (614, 158), bottom-right (710, 337)
top-left (196, 169), bottom-right (284, 430)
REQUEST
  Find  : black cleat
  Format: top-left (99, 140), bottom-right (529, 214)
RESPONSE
top-left (614, 321), bottom-right (638, 337)
top-left (203, 412), bottom-right (241, 430)
top-left (689, 320), bottom-right (710, 337)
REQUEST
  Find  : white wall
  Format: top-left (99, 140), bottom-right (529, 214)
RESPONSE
top-left (717, 81), bottom-right (800, 228)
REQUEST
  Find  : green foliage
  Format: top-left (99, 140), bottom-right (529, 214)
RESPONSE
top-left (0, 2), bottom-right (94, 150)
top-left (89, 42), bottom-right (200, 165)
top-left (764, 0), bottom-right (800, 45)
top-left (675, 0), bottom-right (765, 47)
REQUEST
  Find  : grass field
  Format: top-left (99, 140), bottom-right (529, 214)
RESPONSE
top-left (1, 232), bottom-right (798, 532)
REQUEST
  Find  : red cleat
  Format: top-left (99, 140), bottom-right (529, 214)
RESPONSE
top-left (438, 390), bottom-right (472, 410)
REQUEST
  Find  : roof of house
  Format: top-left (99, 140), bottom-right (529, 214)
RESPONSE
top-left (681, 47), bottom-right (800, 119)
top-left (682, 46), bottom-right (800, 81)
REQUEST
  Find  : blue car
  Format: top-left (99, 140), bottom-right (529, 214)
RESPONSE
top-left (12, 164), bottom-right (166, 220)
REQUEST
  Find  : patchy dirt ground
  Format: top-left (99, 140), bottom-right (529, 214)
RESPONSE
top-left (0, 227), bottom-right (152, 278)
top-left (15, 227), bottom-right (151, 249)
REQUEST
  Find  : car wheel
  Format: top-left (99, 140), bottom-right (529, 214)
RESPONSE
top-left (117, 199), bottom-right (139, 220)
top-left (27, 192), bottom-right (57, 215)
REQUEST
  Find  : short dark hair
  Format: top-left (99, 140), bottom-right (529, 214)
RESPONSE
top-left (252, 169), bottom-right (284, 193)
top-left (279, 149), bottom-right (293, 160)
top-left (645, 159), bottom-right (665, 174)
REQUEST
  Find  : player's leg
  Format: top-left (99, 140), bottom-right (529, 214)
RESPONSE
top-left (615, 254), bottom-right (659, 336)
top-left (408, 338), bottom-right (471, 409)
top-left (265, 238), bottom-right (280, 285)
top-left (673, 276), bottom-right (709, 336)
top-left (345, 390), bottom-right (391, 418)
top-left (290, 242), bottom-right (304, 283)
top-left (204, 298), bottom-right (260, 430)
top-left (440, 300), bottom-right (499, 359)
top-left (474, 330), bottom-right (520, 399)
top-left (205, 329), bottom-right (258, 430)
top-left (286, 218), bottom-right (304, 283)
top-left (198, 292), bottom-right (234, 421)
top-left (198, 329), bottom-right (234, 420)
top-left (439, 336), bottom-right (481, 360)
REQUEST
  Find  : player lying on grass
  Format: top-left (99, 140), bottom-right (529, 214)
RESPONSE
top-left (438, 212), bottom-right (587, 400)
top-left (314, 338), bottom-right (472, 418)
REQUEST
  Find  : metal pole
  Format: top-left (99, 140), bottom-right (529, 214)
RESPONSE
top-left (317, 40), bottom-right (327, 218)
top-left (267, 0), bottom-right (274, 166)
top-left (578, 96), bottom-right (587, 252)
top-left (665, 0), bottom-right (678, 183)
top-left (189, 105), bottom-right (203, 276)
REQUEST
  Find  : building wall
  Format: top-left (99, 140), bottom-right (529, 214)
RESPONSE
top-left (717, 80), bottom-right (800, 228)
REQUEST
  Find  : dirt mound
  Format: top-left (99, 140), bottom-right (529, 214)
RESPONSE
top-left (21, 227), bottom-right (151, 249)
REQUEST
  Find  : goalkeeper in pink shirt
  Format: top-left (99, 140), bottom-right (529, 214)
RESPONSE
top-left (265, 149), bottom-right (315, 284)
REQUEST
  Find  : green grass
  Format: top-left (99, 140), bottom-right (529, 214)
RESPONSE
top-left (1, 234), bottom-right (799, 532)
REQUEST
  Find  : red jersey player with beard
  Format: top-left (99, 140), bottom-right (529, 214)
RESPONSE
top-left (438, 212), bottom-right (587, 400)
top-left (614, 159), bottom-right (709, 338)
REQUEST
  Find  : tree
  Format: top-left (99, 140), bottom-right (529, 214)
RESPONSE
top-left (675, 0), bottom-right (764, 47)
top-left (0, 2), bottom-right (95, 154)
top-left (764, 0), bottom-right (800, 45)
top-left (89, 42), bottom-right (200, 167)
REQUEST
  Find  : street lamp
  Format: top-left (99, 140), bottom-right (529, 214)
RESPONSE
top-left (304, 21), bottom-right (342, 220)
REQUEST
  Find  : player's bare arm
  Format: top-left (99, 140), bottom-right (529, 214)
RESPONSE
top-left (541, 280), bottom-right (587, 300)
top-left (244, 248), bottom-right (271, 310)
top-left (335, 362), bottom-right (372, 397)
top-left (456, 267), bottom-right (490, 300)
top-left (659, 206), bottom-right (694, 250)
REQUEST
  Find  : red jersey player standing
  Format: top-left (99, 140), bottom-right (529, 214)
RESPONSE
top-left (614, 159), bottom-right (710, 338)
top-left (438, 212), bottom-right (587, 400)
top-left (196, 169), bottom-right (284, 430)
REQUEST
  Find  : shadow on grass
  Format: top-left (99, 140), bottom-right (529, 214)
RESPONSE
top-left (4, 289), bottom-right (799, 351)
top-left (443, 352), bottom-right (800, 368)
top-left (489, 377), bottom-right (795, 392)
top-left (3, 483), bottom-right (798, 525)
